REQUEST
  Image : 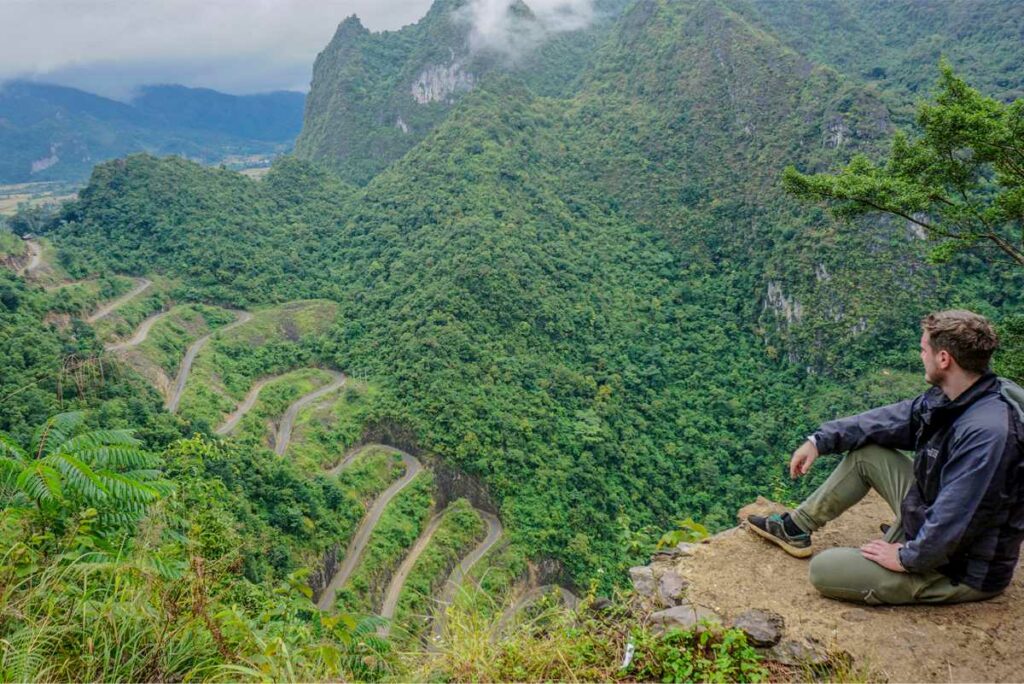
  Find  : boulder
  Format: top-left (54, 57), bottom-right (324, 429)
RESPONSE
top-left (729, 609), bottom-right (784, 647)
top-left (657, 570), bottom-right (689, 606)
top-left (766, 637), bottom-right (832, 668)
top-left (629, 566), bottom-right (657, 599)
top-left (650, 602), bottom-right (722, 633)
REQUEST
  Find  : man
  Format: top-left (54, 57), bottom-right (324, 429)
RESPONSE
top-left (748, 310), bottom-right (1024, 605)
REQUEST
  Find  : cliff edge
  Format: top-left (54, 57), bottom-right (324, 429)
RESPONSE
top-left (638, 492), bottom-right (1023, 681)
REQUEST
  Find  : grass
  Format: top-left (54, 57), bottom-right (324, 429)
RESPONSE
top-left (286, 380), bottom-right (381, 470)
top-left (88, 275), bottom-right (179, 341)
top-left (176, 299), bottom-right (340, 428)
top-left (337, 447), bottom-right (407, 504)
top-left (390, 499), bottom-right (485, 648)
top-left (40, 275), bottom-right (135, 317)
top-left (133, 304), bottom-right (237, 375)
top-left (221, 367), bottom-right (338, 448)
top-left (410, 589), bottom-right (771, 683)
top-left (336, 471), bottom-right (435, 615)
top-left (0, 230), bottom-right (25, 260)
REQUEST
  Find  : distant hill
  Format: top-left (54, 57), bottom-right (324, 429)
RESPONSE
top-left (0, 81), bottom-right (305, 183)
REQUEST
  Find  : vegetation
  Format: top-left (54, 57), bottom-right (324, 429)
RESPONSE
top-left (784, 65), bottom-right (1024, 268)
top-left (335, 471), bottom-right (434, 614)
top-left (416, 592), bottom-right (768, 682)
top-left (287, 381), bottom-right (381, 470)
top-left (336, 447), bottom-right (407, 504)
top-left (391, 499), bottom-right (486, 646)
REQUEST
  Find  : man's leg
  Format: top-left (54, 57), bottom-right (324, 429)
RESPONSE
top-left (809, 548), bottom-right (1002, 605)
top-left (790, 444), bottom-right (914, 536)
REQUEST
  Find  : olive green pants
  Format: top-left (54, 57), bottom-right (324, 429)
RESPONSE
top-left (790, 444), bottom-right (1000, 605)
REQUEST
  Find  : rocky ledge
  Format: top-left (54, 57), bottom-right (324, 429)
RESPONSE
top-left (631, 492), bottom-right (1024, 682)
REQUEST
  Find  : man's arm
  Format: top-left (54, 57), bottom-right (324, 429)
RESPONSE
top-left (812, 396), bottom-right (923, 455)
top-left (898, 422), bottom-right (1009, 573)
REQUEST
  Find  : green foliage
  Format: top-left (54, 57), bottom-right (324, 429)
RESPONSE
top-left (336, 447), bottom-right (406, 504)
top-left (994, 315), bottom-right (1024, 384)
top-left (784, 65), bottom-right (1024, 268)
top-left (392, 499), bottom-right (486, 645)
top-left (628, 626), bottom-right (767, 683)
top-left (656, 518), bottom-right (710, 550)
top-left (336, 471), bottom-right (434, 614)
top-left (419, 590), bottom-right (767, 682)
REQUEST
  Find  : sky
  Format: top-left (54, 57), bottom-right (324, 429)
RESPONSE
top-left (0, 0), bottom-right (436, 98)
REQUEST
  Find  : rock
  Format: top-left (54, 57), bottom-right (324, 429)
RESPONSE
top-left (730, 609), bottom-right (784, 647)
top-left (657, 570), bottom-right (689, 606)
top-left (736, 496), bottom-right (786, 526)
top-left (629, 566), bottom-right (657, 599)
top-left (650, 602), bottom-right (722, 633)
top-left (766, 637), bottom-right (831, 668)
top-left (588, 597), bottom-right (613, 613)
top-left (675, 542), bottom-right (697, 557)
top-left (650, 542), bottom-right (698, 562)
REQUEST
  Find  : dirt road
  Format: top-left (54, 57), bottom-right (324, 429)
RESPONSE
top-left (215, 377), bottom-right (272, 435)
top-left (85, 278), bottom-right (152, 323)
top-left (104, 309), bottom-right (171, 351)
top-left (430, 512), bottom-right (503, 642)
top-left (377, 512), bottom-right (447, 637)
top-left (273, 371), bottom-right (346, 455)
top-left (316, 448), bottom-right (423, 611)
top-left (166, 310), bottom-right (252, 414)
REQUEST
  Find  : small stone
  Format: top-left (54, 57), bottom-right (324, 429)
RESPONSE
top-left (730, 609), bottom-right (784, 647)
top-left (629, 566), bottom-right (657, 598)
top-left (657, 570), bottom-right (689, 606)
top-left (766, 637), bottom-right (831, 668)
top-left (650, 602), bottom-right (722, 632)
top-left (588, 597), bottom-right (613, 613)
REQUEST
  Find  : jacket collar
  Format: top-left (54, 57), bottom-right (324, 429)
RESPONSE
top-left (924, 371), bottom-right (998, 422)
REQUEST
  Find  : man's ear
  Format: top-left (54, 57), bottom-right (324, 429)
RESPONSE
top-left (938, 349), bottom-right (953, 370)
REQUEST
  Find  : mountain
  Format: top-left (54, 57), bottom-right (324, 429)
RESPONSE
top-left (294, 0), bottom-right (630, 184)
top-left (0, 81), bottom-right (305, 183)
top-left (49, 0), bottom-right (1024, 584)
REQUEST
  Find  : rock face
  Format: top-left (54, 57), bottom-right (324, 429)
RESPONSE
top-left (650, 602), bottom-right (722, 633)
top-left (729, 609), bottom-right (784, 647)
top-left (411, 63), bottom-right (476, 104)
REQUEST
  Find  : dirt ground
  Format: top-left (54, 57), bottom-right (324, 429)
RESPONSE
top-left (679, 492), bottom-right (1022, 682)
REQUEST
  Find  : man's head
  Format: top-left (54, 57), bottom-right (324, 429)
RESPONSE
top-left (920, 310), bottom-right (999, 385)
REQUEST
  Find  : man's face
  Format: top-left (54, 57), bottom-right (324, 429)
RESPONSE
top-left (921, 331), bottom-right (945, 386)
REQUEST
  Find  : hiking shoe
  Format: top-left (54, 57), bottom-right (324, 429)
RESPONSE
top-left (746, 513), bottom-right (813, 558)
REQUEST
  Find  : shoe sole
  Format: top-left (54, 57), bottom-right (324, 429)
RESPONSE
top-left (746, 520), bottom-right (813, 558)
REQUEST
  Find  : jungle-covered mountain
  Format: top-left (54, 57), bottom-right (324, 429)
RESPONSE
top-left (0, 81), bottom-right (305, 183)
top-left (38, 0), bottom-right (1024, 588)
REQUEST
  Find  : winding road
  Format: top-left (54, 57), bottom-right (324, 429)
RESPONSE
top-left (273, 371), bottom-right (346, 455)
top-left (378, 512), bottom-right (448, 637)
top-left (166, 310), bottom-right (252, 413)
top-left (85, 277), bottom-right (152, 323)
top-left (104, 309), bottom-right (172, 352)
top-left (317, 448), bottom-right (424, 611)
top-left (430, 512), bottom-right (504, 642)
top-left (215, 377), bottom-right (272, 435)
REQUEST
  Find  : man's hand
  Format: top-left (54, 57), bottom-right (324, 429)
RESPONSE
top-left (860, 540), bottom-right (906, 572)
top-left (789, 440), bottom-right (819, 479)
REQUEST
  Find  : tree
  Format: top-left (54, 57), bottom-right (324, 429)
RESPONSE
top-left (0, 411), bottom-right (168, 532)
top-left (783, 64), bottom-right (1024, 268)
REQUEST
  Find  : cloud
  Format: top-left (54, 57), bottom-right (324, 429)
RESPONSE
top-left (456, 0), bottom-right (596, 59)
top-left (0, 0), bottom-right (434, 96)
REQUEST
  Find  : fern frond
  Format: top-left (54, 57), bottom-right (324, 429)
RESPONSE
top-left (32, 411), bottom-right (86, 457)
top-left (15, 462), bottom-right (62, 502)
top-left (0, 433), bottom-right (28, 462)
top-left (57, 429), bottom-right (140, 454)
top-left (96, 472), bottom-right (161, 504)
top-left (75, 446), bottom-right (158, 470)
top-left (46, 453), bottom-right (108, 502)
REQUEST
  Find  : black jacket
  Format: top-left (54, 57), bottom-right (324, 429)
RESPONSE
top-left (812, 373), bottom-right (1024, 592)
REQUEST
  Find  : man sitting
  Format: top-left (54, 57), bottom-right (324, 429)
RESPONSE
top-left (748, 310), bottom-right (1024, 605)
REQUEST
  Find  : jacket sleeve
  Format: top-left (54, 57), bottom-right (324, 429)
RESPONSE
top-left (897, 421), bottom-right (1009, 573)
top-left (811, 395), bottom-right (923, 455)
